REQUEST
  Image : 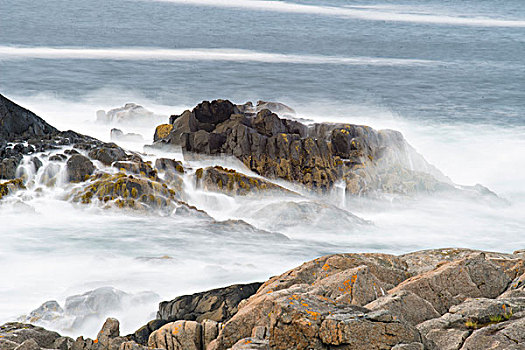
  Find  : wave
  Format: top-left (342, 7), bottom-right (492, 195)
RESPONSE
top-left (144, 0), bottom-right (525, 28)
top-left (0, 46), bottom-right (441, 66)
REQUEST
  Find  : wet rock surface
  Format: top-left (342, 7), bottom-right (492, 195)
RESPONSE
top-left (154, 99), bottom-right (452, 195)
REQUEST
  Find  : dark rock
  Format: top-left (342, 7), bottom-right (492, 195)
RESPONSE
top-left (49, 154), bottom-right (67, 162)
top-left (0, 94), bottom-right (58, 142)
top-left (88, 144), bottom-right (129, 166)
top-left (0, 154), bottom-right (23, 179)
top-left (156, 99), bottom-right (451, 194)
top-left (13, 339), bottom-right (40, 350)
top-left (0, 322), bottom-right (61, 348)
top-left (130, 319), bottom-right (168, 346)
top-left (157, 282), bottom-right (263, 323)
top-left (154, 158), bottom-right (184, 174)
top-left (196, 166), bottom-right (293, 196)
top-left (53, 337), bottom-right (74, 350)
top-left (67, 155), bottom-right (95, 182)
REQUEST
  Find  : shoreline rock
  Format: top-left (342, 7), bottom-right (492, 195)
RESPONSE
top-left (7, 247), bottom-right (525, 350)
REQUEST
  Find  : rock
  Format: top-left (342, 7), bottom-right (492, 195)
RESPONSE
top-left (148, 321), bottom-right (202, 350)
top-left (196, 166), bottom-right (293, 196)
top-left (156, 99), bottom-right (451, 195)
top-left (210, 285), bottom-right (422, 350)
top-left (231, 338), bottom-right (269, 349)
top-left (0, 178), bottom-right (25, 200)
top-left (70, 172), bottom-right (181, 212)
top-left (257, 253), bottom-right (410, 295)
top-left (67, 154), bottom-right (95, 182)
top-left (157, 282), bottom-right (262, 323)
top-left (49, 154), bottom-right (67, 162)
top-left (365, 290), bottom-right (440, 325)
top-left (0, 94), bottom-right (58, 141)
top-left (0, 154), bottom-right (23, 179)
top-left (155, 158), bottom-right (184, 175)
top-left (22, 300), bottom-right (64, 323)
top-left (65, 287), bottom-right (127, 320)
top-left (98, 103), bottom-right (163, 125)
top-left (390, 253), bottom-right (511, 314)
top-left (499, 271), bottom-right (525, 299)
top-left (0, 338), bottom-right (21, 350)
top-left (255, 101), bottom-right (295, 117)
top-left (97, 318), bottom-right (120, 346)
top-left (53, 337), bottom-right (74, 350)
top-left (110, 129), bottom-right (144, 143)
top-left (201, 320), bottom-right (220, 349)
top-left (249, 200), bottom-right (368, 233)
top-left (153, 124), bottom-right (173, 142)
top-left (460, 313), bottom-right (525, 349)
top-left (88, 144), bottom-right (129, 166)
top-left (14, 339), bottom-right (40, 350)
top-left (391, 343), bottom-right (425, 350)
top-left (0, 322), bottom-right (61, 349)
top-left (130, 319), bottom-right (168, 346)
top-left (112, 161), bottom-right (156, 179)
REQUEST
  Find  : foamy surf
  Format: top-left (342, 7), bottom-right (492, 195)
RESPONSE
top-left (0, 46), bottom-right (441, 66)
top-left (145, 0), bottom-right (525, 27)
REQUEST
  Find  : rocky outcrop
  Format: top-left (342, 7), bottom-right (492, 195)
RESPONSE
top-left (0, 94), bottom-right (58, 141)
top-left (0, 178), bottom-right (25, 199)
top-left (154, 99), bottom-right (451, 195)
top-left (195, 166), bottom-right (293, 196)
top-left (67, 154), bottom-right (95, 182)
top-left (5, 248), bottom-right (525, 350)
top-left (158, 283), bottom-right (262, 323)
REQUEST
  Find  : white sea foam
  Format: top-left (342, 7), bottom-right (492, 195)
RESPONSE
top-left (144, 0), bottom-right (525, 27)
top-left (0, 46), bottom-right (440, 66)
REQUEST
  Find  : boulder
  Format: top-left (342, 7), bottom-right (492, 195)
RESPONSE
top-left (67, 154), bottom-right (95, 182)
top-left (129, 319), bottom-right (168, 346)
top-left (0, 323), bottom-right (61, 349)
top-left (157, 282), bottom-right (262, 323)
top-left (153, 124), bottom-right (173, 142)
top-left (88, 144), bottom-right (129, 166)
top-left (148, 321), bottom-right (202, 350)
top-left (365, 290), bottom-right (440, 325)
top-left (0, 178), bottom-right (25, 199)
top-left (97, 318), bottom-right (120, 347)
top-left (0, 94), bottom-right (58, 141)
top-left (21, 300), bottom-right (64, 323)
top-left (460, 313), bottom-right (525, 349)
top-left (390, 253), bottom-right (511, 314)
top-left (255, 101), bottom-right (295, 117)
top-left (196, 166), bottom-right (293, 196)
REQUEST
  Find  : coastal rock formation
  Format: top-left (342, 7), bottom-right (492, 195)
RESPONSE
top-left (67, 154), bottom-right (95, 182)
top-left (4, 248), bottom-right (525, 350)
top-left (195, 166), bottom-right (293, 196)
top-left (153, 99), bottom-right (451, 195)
top-left (96, 104), bottom-right (164, 125)
top-left (110, 129), bottom-right (144, 143)
top-left (158, 283), bottom-right (263, 323)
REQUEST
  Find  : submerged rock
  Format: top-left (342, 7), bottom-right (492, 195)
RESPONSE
top-left (110, 129), bottom-right (144, 143)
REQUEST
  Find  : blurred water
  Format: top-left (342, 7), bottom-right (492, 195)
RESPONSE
top-left (0, 0), bottom-right (524, 339)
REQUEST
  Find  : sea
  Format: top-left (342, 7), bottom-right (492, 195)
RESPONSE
top-left (0, 0), bottom-right (524, 338)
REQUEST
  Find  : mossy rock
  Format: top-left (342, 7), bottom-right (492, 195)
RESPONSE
top-left (0, 178), bottom-right (25, 200)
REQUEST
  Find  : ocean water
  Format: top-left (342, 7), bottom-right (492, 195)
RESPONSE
top-left (1, 0), bottom-right (524, 338)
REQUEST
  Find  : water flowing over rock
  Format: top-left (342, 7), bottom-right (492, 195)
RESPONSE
top-left (153, 99), bottom-right (453, 196)
top-left (96, 104), bottom-right (164, 125)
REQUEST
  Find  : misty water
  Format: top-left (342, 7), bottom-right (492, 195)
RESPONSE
top-left (1, 0), bottom-right (524, 339)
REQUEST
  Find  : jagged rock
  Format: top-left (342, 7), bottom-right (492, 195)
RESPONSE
top-left (153, 124), bottom-right (173, 142)
top-left (21, 300), bottom-right (64, 323)
top-left (0, 94), bottom-right (58, 142)
top-left (365, 290), bottom-right (440, 325)
top-left (460, 312), bottom-right (525, 349)
top-left (0, 178), bottom-right (25, 199)
top-left (0, 323), bottom-right (61, 349)
top-left (88, 144), bottom-right (129, 166)
top-left (53, 337), bottom-right (74, 350)
top-left (400, 248), bottom-right (523, 276)
top-left (209, 285), bottom-right (422, 350)
top-left (156, 99), bottom-right (452, 195)
top-left (130, 320), bottom-right (168, 346)
top-left (97, 318), bottom-right (120, 346)
top-left (110, 129), bottom-right (144, 143)
top-left (158, 282), bottom-right (262, 323)
top-left (257, 253), bottom-right (410, 295)
top-left (14, 339), bottom-right (40, 350)
top-left (390, 253), bottom-right (511, 314)
top-left (70, 172), bottom-right (181, 212)
top-left (148, 321), bottom-right (202, 350)
top-left (196, 166), bottom-right (292, 196)
top-left (67, 154), bottom-right (95, 182)
top-left (499, 271), bottom-right (525, 299)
